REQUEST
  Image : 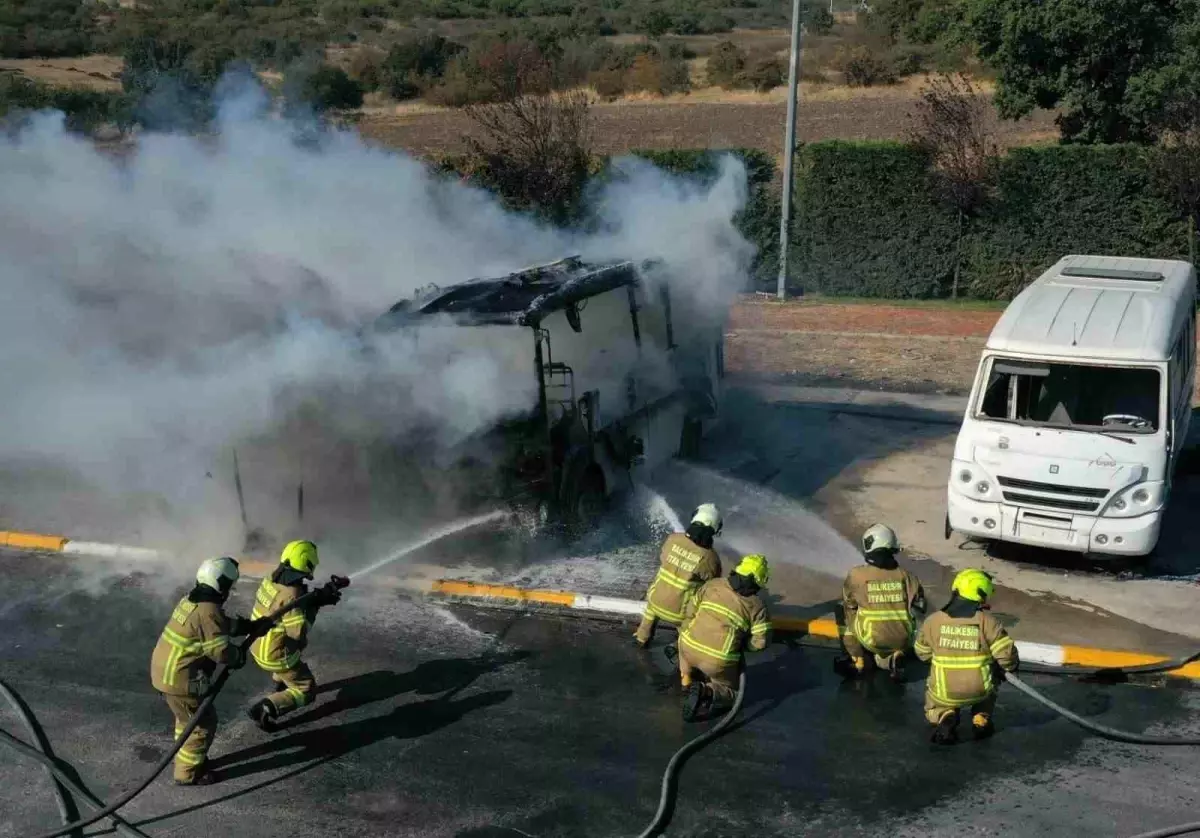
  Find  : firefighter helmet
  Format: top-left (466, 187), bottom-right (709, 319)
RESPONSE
top-left (196, 557), bottom-right (240, 595)
top-left (690, 503), bottom-right (723, 534)
top-left (951, 569), bottom-right (995, 603)
top-left (280, 540), bottom-right (319, 576)
top-left (734, 554), bottom-right (770, 587)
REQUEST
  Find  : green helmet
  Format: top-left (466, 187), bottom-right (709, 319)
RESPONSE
top-left (952, 568), bottom-right (994, 603)
top-left (280, 540), bottom-right (319, 576)
top-left (734, 554), bottom-right (770, 588)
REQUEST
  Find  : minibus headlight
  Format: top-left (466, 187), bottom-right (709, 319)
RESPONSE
top-left (975, 480), bottom-right (991, 495)
top-left (958, 469), bottom-right (973, 484)
top-left (1102, 482), bottom-right (1164, 518)
top-left (1132, 487), bottom-right (1151, 505)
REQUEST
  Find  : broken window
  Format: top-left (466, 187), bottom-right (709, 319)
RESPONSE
top-left (978, 358), bottom-right (1161, 432)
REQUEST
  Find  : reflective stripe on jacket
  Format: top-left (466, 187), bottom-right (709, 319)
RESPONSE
top-left (150, 596), bottom-right (235, 696)
top-left (643, 532), bottom-right (721, 624)
top-left (679, 577), bottom-right (771, 664)
top-left (250, 578), bottom-right (310, 672)
top-left (914, 609), bottom-right (1018, 706)
top-left (841, 565), bottom-right (923, 655)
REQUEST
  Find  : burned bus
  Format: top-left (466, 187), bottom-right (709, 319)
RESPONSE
top-left (374, 256), bottom-right (725, 528)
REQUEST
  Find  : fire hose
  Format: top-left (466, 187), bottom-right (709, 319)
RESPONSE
top-left (634, 668), bottom-right (747, 838)
top-left (0, 574), bottom-right (350, 838)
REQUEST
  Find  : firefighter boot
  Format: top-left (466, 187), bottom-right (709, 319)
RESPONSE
top-left (247, 699), bottom-right (279, 733)
top-left (833, 654), bottom-right (866, 679)
top-left (972, 713), bottom-right (995, 741)
top-left (930, 715), bottom-right (959, 746)
top-left (885, 652), bottom-right (906, 683)
top-left (682, 683), bottom-right (712, 723)
top-left (174, 764), bottom-right (218, 787)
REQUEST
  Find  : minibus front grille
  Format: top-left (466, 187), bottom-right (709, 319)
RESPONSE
top-left (1001, 491), bottom-right (1100, 513)
top-left (997, 477), bottom-right (1108, 498)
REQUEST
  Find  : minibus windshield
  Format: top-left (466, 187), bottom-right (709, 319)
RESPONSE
top-left (976, 358), bottom-right (1161, 433)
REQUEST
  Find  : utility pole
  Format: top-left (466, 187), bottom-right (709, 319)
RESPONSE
top-left (776, 0), bottom-right (803, 300)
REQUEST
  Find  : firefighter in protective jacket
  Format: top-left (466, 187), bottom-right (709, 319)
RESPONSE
top-left (677, 554), bottom-right (772, 722)
top-left (835, 524), bottom-right (925, 681)
top-left (914, 568), bottom-right (1018, 744)
top-left (150, 557), bottom-right (257, 785)
top-left (247, 540), bottom-right (341, 732)
top-left (633, 503), bottom-right (723, 649)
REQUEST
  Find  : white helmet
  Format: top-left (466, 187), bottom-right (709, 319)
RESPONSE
top-left (196, 556), bottom-right (240, 595)
top-left (861, 524), bottom-right (899, 555)
top-left (690, 503), bottom-right (722, 534)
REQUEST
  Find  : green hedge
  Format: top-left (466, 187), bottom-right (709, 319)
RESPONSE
top-left (791, 140), bottom-right (1191, 299)
top-left (793, 140), bottom-right (959, 297)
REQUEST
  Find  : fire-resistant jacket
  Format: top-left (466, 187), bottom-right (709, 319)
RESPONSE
top-left (679, 577), bottom-right (771, 665)
top-left (841, 565), bottom-right (924, 655)
top-left (914, 608), bottom-right (1018, 706)
top-left (643, 532), bottom-right (721, 625)
top-left (250, 578), bottom-right (312, 672)
top-left (150, 595), bottom-right (239, 696)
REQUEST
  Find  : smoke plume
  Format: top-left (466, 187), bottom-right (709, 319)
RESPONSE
top-left (0, 81), bottom-right (753, 562)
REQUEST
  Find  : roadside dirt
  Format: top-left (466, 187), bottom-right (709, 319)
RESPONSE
top-left (726, 298), bottom-right (997, 394)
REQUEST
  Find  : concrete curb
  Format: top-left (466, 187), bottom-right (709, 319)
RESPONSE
top-left (0, 529), bottom-right (275, 577)
top-left (430, 579), bottom-right (1200, 679)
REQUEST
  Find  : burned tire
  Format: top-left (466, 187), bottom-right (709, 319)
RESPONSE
top-left (564, 466), bottom-right (606, 535)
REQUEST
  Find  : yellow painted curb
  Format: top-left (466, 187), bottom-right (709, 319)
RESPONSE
top-left (1062, 645), bottom-right (1200, 679)
top-left (432, 579), bottom-right (576, 607)
top-left (772, 615), bottom-right (840, 639)
top-left (0, 531), bottom-right (67, 551)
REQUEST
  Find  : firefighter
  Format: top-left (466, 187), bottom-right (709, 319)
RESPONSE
top-left (633, 503), bottom-right (723, 650)
top-left (677, 554), bottom-right (772, 722)
top-left (247, 540), bottom-right (342, 732)
top-left (150, 557), bottom-right (258, 785)
top-left (914, 568), bottom-right (1019, 744)
top-left (834, 524), bottom-right (926, 681)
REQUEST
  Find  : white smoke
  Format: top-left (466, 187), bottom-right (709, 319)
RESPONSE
top-left (0, 81), bottom-right (753, 557)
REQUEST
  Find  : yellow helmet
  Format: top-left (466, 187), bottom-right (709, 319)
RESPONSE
top-left (280, 540), bottom-right (319, 576)
top-left (734, 554), bottom-right (770, 587)
top-left (952, 568), bottom-right (994, 603)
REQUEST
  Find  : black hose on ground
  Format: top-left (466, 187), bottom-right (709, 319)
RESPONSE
top-left (635, 669), bottom-right (747, 838)
top-left (2, 579), bottom-right (346, 838)
top-left (1004, 671), bottom-right (1200, 745)
top-left (0, 680), bottom-right (80, 836)
top-left (0, 723), bottom-right (151, 838)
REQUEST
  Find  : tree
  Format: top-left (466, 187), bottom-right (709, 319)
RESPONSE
top-left (640, 8), bottom-right (673, 38)
top-left (908, 73), bottom-right (998, 297)
top-left (705, 40), bottom-right (746, 88)
top-left (382, 33), bottom-right (461, 100)
top-left (464, 87), bottom-right (592, 222)
top-left (742, 55), bottom-right (785, 92)
top-left (293, 63), bottom-right (363, 111)
top-left (965, 0), bottom-right (1181, 143)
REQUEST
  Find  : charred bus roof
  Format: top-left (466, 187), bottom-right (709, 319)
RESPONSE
top-left (376, 257), bottom-right (642, 329)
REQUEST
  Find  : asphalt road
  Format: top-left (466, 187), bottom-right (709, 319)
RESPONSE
top-left (3, 554), bottom-right (1200, 838)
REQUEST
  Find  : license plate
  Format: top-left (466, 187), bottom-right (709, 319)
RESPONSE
top-left (1018, 523), bottom-right (1076, 546)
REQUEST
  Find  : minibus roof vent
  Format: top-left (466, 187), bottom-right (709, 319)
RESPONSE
top-left (1060, 266), bottom-right (1164, 282)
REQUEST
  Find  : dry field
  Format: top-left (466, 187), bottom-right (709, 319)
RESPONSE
top-left (0, 55), bottom-right (123, 91)
top-left (357, 79), bottom-right (1056, 158)
top-left (726, 298), bottom-right (1200, 399)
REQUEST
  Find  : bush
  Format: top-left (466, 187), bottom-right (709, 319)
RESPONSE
top-left (625, 52), bottom-right (690, 95)
top-left (347, 47), bottom-right (386, 91)
top-left (803, 1), bottom-right (835, 35)
top-left (834, 45), bottom-right (896, 87)
top-left (0, 0), bottom-right (95, 58)
top-left (0, 74), bottom-right (131, 134)
top-left (588, 65), bottom-right (626, 98)
top-left (289, 63), bottom-right (363, 111)
top-left (639, 9), bottom-right (672, 38)
top-left (382, 33), bottom-right (461, 100)
top-left (705, 40), bottom-right (746, 88)
top-left (740, 55), bottom-right (785, 92)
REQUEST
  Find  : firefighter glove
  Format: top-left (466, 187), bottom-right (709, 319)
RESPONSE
top-left (247, 617), bottom-right (275, 638)
top-left (312, 584), bottom-right (343, 608)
